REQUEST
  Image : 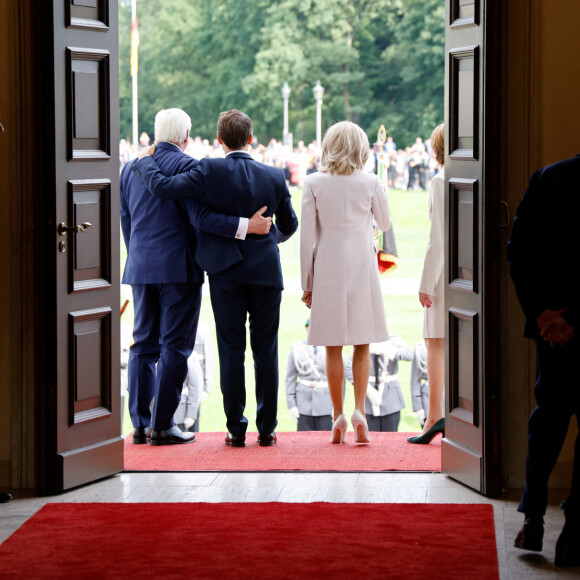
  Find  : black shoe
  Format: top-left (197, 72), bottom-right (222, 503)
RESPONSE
top-left (514, 516), bottom-right (544, 552)
top-left (555, 522), bottom-right (580, 566)
top-left (149, 426), bottom-right (196, 446)
top-left (132, 426), bottom-right (152, 444)
top-left (225, 433), bottom-right (245, 447)
top-left (258, 433), bottom-right (277, 447)
top-left (407, 418), bottom-right (445, 444)
top-left (0, 492), bottom-right (12, 503)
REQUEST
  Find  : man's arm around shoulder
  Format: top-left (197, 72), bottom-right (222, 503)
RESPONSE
top-left (132, 150), bottom-right (207, 201)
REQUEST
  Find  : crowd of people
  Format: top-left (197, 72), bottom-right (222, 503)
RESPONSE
top-left (120, 130), bottom-right (440, 190)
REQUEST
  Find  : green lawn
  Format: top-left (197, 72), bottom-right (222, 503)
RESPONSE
top-left (121, 186), bottom-right (431, 435)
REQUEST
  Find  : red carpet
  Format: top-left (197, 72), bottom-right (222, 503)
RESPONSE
top-left (0, 503), bottom-right (498, 579)
top-left (124, 431), bottom-right (441, 472)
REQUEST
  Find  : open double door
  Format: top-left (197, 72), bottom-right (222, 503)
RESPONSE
top-left (36, 0), bottom-right (500, 494)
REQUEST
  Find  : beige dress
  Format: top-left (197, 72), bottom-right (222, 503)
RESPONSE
top-left (418, 169), bottom-right (445, 338)
top-left (300, 170), bottom-right (391, 346)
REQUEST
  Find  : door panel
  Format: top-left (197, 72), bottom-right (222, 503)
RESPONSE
top-left (442, 0), bottom-right (500, 495)
top-left (46, 0), bottom-right (121, 493)
top-left (68, 179), bottom-right (112, 292)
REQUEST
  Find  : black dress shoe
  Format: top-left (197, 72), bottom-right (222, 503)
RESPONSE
top-left (555, 522), bottom-right (580, 566)
top-left (258, 433), bottom-right (277, 447)
top-left (132, 426), bottom-right (152, 444)
top-left (0, 492), bottom-right (12, 503)
top-left (514, 516), bottom-right (544, 551)
top-left (149, 426), bottom-right (196, 446)
top-left (225, 433), bottom-right (245, 447)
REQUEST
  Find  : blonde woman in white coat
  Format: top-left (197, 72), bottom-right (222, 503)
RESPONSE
top-left (300, 121), bottom-right (392, 444)
top-left (408, 123), bottom-right (446, 445)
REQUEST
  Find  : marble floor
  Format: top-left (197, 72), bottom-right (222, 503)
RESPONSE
top-left (0, 471), bottom-right (578, 579)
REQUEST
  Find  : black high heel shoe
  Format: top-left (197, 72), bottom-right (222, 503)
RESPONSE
top-left (407, 418), bottom-right (445, 444)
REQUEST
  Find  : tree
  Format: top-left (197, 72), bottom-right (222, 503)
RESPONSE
top-left (243, 0), bottom-right (401, 143)
top-left (379, 0), bottom-right (445, 145)
top-left (118, 0), bottom-right (444, 147)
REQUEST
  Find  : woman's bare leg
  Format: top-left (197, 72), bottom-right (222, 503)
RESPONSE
top-left (325, 346), bottom-right (345, 420)
top-left (422, 337), bottom-right (445, 434)
top-left (352, 344), bottom-right (370, 414)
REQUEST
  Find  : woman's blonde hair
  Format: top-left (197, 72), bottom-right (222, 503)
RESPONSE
top-left (430, 123), bottom-right (445, 166)
top-left (319, 121), bottom-right (370, 175)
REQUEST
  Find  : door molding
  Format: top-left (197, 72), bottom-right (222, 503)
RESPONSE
top-left (5, 0), bottom-right (49, 492)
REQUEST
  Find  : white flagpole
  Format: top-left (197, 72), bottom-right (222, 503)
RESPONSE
top-left (131, 0), bottom-right (138, 146)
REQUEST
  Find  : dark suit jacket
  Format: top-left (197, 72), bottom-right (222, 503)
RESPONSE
top-left (120, 142), bottom-right (239, 285)
top-left (507, 153), bottom-right (580, 338)
top-left (133, 150), bottom-right (299, 288)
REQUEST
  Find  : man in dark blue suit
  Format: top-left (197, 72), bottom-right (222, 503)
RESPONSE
top-left (508, 153), bottom-right (580, 567)
top-left (121, 108), bottom-right (272, 446)
top-left (133, 109), bottom-right (299, 447)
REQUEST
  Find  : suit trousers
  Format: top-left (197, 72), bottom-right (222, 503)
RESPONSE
top-left (209, 276), bottom-right (281, 437)
top-left (128, 283), bottom-right (202, 431)
top-left (518, 336), bottom-right (580, 519)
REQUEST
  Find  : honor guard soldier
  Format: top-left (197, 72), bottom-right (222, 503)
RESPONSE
top-left (346, 334), bottom-right (412, 432)
top-left (174, 322), bottom-right (214, 433)
top-left (410, 341), bottom-right (429, 428)
top-left (285, 320), bottom-right (333, 431)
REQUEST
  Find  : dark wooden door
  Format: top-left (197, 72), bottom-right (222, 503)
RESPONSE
top-left (43, 0), bottom-right (122, 493)
top-left (441, 0), bottom-right (501, 495)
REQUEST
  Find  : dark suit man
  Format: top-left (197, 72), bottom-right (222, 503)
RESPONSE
top-left (507, 153), bottom-right (580, 567)
top-left (133, 109), bottom-right (299, 447)
top-left (121, 108), bottom-right (270, 446)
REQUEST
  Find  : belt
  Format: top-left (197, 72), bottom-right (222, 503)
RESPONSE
top-left (299, 379), bottom-right (328, 389)
top-left (368, 375), bottom-right (398, 384)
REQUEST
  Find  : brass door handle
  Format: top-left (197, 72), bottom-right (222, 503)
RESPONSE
top-left (58, 222), bottom-right (92, 236)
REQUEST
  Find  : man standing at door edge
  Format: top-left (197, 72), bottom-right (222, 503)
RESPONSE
top-left (507, 152), bottom-right (580, 567)
top-left (121, 108), bottom-right (271, 446)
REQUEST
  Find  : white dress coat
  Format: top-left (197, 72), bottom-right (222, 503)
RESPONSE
top-left (418, 168), bottom-right (445, 338)
top-left (300, 170), bottom-right (391, 346)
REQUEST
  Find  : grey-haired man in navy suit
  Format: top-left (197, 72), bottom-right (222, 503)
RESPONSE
top-left (508, 153), bottom-right (580, 567)
top-left (133, 109), bottom-right (299, 448)
top-left (121, 108), bottom-right (271, 446)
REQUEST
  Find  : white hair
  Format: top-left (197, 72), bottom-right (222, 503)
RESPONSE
top-left (154, 108), bottom-right (192, 144)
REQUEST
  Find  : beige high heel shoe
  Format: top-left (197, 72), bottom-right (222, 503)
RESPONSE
top-left (330, 414), bottom-right (348, 444)
top-left (351, 410), bottom-right (370, 443)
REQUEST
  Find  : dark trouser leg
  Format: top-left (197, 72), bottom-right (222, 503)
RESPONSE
top-left (297, 415), bottom-right (315, 431)
top-left (407, 167), bottom-right (416, 190)
top-left (248, 285), bottom-right (282, 436)
top-left (519, 338), bottom-right (579, 516)
top-left (380, 411), bottom-right (401, 432)
top-left (313, 415), bottom-right (333, 431)
top-left (128, 285), bottom-right (160, 429)
top-left (418, 167), bottom-right (427, 190)
top-left (209, 277), bottom-right (249, 438)
top-left (152, 283), bottom-right (201, 431)
top-left (298, 415), bottom-right (333, 431)
top-left (367, 415), bottom-right (381, 431)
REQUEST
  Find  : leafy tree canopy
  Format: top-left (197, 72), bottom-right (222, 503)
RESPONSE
top-left (119, 0), bottom-right (444, 147)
